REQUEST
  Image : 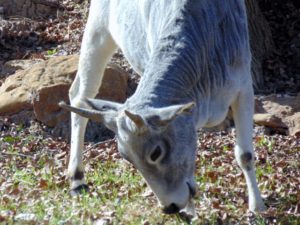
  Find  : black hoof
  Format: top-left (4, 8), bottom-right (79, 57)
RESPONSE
top-left (70, 184), bottom-right (89, 196)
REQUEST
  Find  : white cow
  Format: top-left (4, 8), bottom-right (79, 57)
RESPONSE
top-left (60, 0), bottom-right (266, 214)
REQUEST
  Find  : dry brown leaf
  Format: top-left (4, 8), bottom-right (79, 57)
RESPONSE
top-left (206, 171), bottom-right (218, 183)
top-left (38, 179), bottom-right (48, 189)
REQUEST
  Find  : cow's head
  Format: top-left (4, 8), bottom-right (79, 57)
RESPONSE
top-left (60, 98), bottom-right (197, 214)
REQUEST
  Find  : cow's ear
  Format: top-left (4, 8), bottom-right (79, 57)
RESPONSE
top-left (59, 98), bottom-right (122, 132)
top-left (147, 102), bottom-right (195, 128)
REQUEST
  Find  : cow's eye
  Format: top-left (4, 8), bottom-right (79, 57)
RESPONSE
top-left (150, 146), bottom-right (162, 162)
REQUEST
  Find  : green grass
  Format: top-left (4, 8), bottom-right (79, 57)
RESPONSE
top-left (0, 130), bottom-right (299, 224)
top-left (46, 49), bottom-right (57, 56)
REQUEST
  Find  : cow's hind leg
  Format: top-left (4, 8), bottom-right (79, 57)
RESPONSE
top-left (231, 83), bottom-right (266, 212)
top-left (68, 14), bottom-right (117, 195)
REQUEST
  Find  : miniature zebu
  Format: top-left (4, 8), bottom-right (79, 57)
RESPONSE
top-left (60, 0), bottom-right (266, 214)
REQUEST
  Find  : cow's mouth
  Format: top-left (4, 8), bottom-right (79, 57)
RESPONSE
top-left (162, 203), bottom-right (180, 214)
top-left (162, 182), bottom-right (197, 214)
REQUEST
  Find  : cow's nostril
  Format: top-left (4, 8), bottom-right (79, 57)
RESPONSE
top-left (162, 203), bottom-right (180, 214)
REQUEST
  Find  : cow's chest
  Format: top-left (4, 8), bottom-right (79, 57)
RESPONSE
top-left (196, 86), bottom-right (240, 129)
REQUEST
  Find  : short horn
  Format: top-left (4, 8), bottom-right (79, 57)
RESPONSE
top-left (124, 110), bottom-right (148, 134)
top-left (59, 101), bottom-right (102, 122)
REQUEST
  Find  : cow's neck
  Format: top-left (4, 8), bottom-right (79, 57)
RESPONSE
top-left (127, 9), bottom-right (211, 110)
top-left (128, 41), bottom-right (199, 109)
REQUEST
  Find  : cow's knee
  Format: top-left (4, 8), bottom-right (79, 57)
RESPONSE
top-left (240, 152), bottom-right (253, 171)
top-left (73, 168), bottom-right (84, 180)
top-left (235, 146), bottom-right (254, 171)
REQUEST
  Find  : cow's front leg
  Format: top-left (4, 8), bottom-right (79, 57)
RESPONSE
top-left (68, 8), bottom-right (117, 194)
top-left (68, 93), bottom-right (89, 195)
top-left (231, 82), bottom-right (266, 212)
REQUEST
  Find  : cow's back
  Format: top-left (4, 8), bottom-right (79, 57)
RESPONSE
top-left (107, 0), bottom-right (249, 79)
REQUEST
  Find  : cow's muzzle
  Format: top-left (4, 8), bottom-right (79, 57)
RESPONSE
top-left (162, 182), bottom-right (197, 214)
top-left (162, 203), bottom-right (180, 214)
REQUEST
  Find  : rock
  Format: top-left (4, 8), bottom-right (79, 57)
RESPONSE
top-left (3, 59), bottom-right (44, 75)
top-left (96, 64), bottom-right (128, 103)
top-left (285, 112), bottom-right (300, 137)
top-left (0, 0), bottom-right (61, 19)
top-left (254, 94), bottom-right (300, 136)
top-left (208, 94), bottom-right (300, 136)
top-left (33, 84), bottom-right (70, 127)
top-left (253, 113), bottom-right (286, 128)
top-left (0, 55), bottom-right (78, 115)
top-left (0, 55), bottom-right (129, 130)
